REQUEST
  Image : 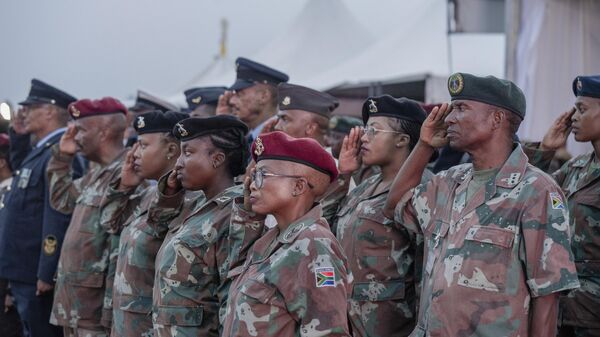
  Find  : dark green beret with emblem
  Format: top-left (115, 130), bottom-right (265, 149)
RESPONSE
top-left (361, 94), bottom-right (426, 124)
top-left (448, 72), bottom-right (526, 119)
top-left (572, 75), bottom-right (600, 99)
top-left (277, 83), bottom-right (339, 118)
top-left (172, 115), bottom-right (248, 142)
top-left (329, 115), bottom-right (363, 133)
top-left (134, 110), bottom-right (189, 135)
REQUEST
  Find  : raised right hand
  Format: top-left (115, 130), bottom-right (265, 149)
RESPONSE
top-left (541, 108), bottom-right (575, 151)
top-left (164, 168), bottom-right (182, 195)
top-left (59, 123), bottom-right (78, 155)
top-left (119, 143), bottom-right (143, 189)
top-left (420, 103), bottom-right (451, 148)
top-left (338, 126), bottom-right (363, 174)
top-left (216, 90), bottom-right (234, 115)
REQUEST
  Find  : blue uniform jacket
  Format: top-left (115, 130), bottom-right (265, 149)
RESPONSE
top-left (0, 129), bottom-right (85, 284)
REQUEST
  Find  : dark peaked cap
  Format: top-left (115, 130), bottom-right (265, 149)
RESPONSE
top-left (277, 83), bottom-right (339, 118)
top-left (19, 79), bottom-right (77, 109)
top-left (230, 57), bottom-right (289, 92)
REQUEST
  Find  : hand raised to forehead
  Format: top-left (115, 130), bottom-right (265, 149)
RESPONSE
top-left (541, 108), bottom-right (575, 151)
top-left (216, 90), bottom-right (234, 116)
top-left (119, 143), bottom-right (143, 189)
top-left (338, 126), bottom-right (363, 174)
top-left (164, 168), bottom-right (183, 196)
top-left (420, 103), bottom-right (451, 149)
top-left (59, 123), bottom-right (78, 155)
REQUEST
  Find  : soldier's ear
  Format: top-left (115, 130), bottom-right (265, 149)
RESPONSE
top-left (211, 150), bottom-right (226, 169)
top-left (395, 134), bottom-right (410, 148)
top-left (291, 177), bottom-right (310, 197)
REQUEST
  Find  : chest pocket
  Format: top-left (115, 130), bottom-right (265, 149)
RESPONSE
top-left (75, 193), bottom-right (103, 234)
top-left (570, 191), bottom-right (600, 261)
top-left (239, 278), bottom-right (284, 308)
top-left (423, 220), bottom-right (450, 277)
top-left (456, 225), bottom-right (515, 292)
top-left (125, 222), bottom-right (164, 270)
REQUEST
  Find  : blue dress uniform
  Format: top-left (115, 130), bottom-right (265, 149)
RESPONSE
top-left (0, 79), bottom-right (83, 337)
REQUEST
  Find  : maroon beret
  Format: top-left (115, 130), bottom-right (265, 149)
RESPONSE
top-left (68, 97), bottom-right (128, 120)
top-left (251, 131), bottom-right (338, 182)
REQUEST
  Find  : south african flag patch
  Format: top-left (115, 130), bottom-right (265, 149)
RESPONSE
top-left (315, 267), bottom-right (336, 287)
top-left (549, 192), bottom-right (565, 210)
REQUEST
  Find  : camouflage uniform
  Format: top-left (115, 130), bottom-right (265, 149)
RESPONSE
top-left (222, 201), bottom-right (352, 337)
top-left (393, 144), bottom-right (580, 336)
top-left (47, 146), bottom-right (126, 335)
top-left (152, 184), bottom-right (242, 337)
top-left (334, 172), bottom-right (430, 337)
top-left (525, 144), bottom-right (600, 336)
top-left (319, 173), bottom-right (351, 226)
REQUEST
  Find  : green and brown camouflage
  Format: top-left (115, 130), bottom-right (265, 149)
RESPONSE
top-left (222, 201), bottom-right (352, 337)
top-left (394, 144), bottom-right (580, 337)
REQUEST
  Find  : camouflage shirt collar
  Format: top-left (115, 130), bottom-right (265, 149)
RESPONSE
top-left (277, 203), bottom-right (323, 244)
top-left (569, 152), bottom-right (594, 168)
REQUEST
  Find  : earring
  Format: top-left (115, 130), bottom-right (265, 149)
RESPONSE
top-left (167, 155), bottom-right (172, 160)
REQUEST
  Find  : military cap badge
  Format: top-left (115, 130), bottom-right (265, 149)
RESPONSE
top-left (191, 96), bottom-right (202, 104)
top-left (329, 116), bottom-right (338, 130)
top-left (43, 235), bottom-right (58, 256)
top-left (448, 73), bottom-right (464, 95)
top-left (254, 137), bottom-right (264, 156)
top-left (175, 122), bottom-right (188, 137)
top-left (368, 99), bottom-right (378, 113)
top-left (577, 78), bottom-right (583, 91)
top-left (70, 105), bottom-right (81, 118)
top-left (136, 116), bottom-right (145, 129)
top-left (282, 96), bottom-right (291, 106)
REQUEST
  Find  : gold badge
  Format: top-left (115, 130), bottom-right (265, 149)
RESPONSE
top-left (191, 96), bottom-right (202, 104)
top-left (254, 137), bottom-right (264, 156)
top-left (43, 235), bottom-right (57, 256)
top-left (448, 73), bottom-right (464, 95)
top-left (577, 78), bottom-right (583, 91)
top-left (70, 106), bottom-right (80, 118)
top-left (368, 99), bottom-right (378, 113)
top-left (176, 123), bottom-right (189, 137)
top-left (282, 96), bottom-right (291, 106)
top-left (136, 116), bottom-right (145, 129)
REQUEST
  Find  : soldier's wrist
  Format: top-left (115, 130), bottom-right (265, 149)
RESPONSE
top-left (52, 144), bottom-right (75, 162)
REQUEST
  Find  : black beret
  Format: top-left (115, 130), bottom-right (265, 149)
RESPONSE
top-left (573, 75), bottom-right (600, 99)
top-left (277, 83), bottom-right (339, 118)
top-left (130, 90), bottom-right (178, 113)
top-left (361, 95), bottom-right (426, 125)
top-left (448, 72), bottom-right (526, 119)
top-left (329, 116), bottom-right (363, 133)
top-left (134, 110), bottom-right (189, 135)
top-left (173, 115), bottom-right (249, 142)
top-left (19, 79), bottom-right (77, 109)
top-left (230, 57), bottom-right (289, 92)
top-left (184, 86), bottom-right (227, 110)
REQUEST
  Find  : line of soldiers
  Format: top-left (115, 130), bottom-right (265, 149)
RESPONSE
top-left (0, 55), bottom-right (598, 337)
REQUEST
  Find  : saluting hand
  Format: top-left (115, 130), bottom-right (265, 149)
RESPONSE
top-left (541, 108), bottom-right (575, 151)
top-left (338, 126), bottom-right (363, 174)
top-left (420, 103), bottom-right (451, 149)
top-left (216, 90), bottom-right (234, 115)
top-left (59, 123), bottom-right (78, 155)
top-left (164, 168), bottom-right (182, 196)
top-left (119, 143), bottom-right (143, 189)
top-left (260, 116), bottom-right (279, 135)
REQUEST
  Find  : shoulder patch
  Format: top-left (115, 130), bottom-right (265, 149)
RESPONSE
top-left (549, 192), bottom-right (565, 210)
top-left (315, 267), bottom-right (336, 287)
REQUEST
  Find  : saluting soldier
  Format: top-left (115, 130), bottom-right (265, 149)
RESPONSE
top-left (184, 86), bottom-right (227, 117)
top-left (48, 97), bottom-right (128, 337)
top-left (333, 96), bottom-right (429, 337)
top-left (524, 75), bottom-right (600, 337)
top-left (384, 73), bottom-right (580, 336)
top-left (0, 79), bottom-right (82, 337)
top-left (222, 131), bottom-right (351, 337)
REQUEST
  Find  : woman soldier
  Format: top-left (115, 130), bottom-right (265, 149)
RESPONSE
top-left (221, 131), bottom-right (351, 337)
top-left (332, 95), bottom-right (429, 337)
top-left (152, 115), bottom-right (249, 337)
top-left (525, 75), bottom-right (600, 337)
top-left (99, 110), bottom-right (189, 337)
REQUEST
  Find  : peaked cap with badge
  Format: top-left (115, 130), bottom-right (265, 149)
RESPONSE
top-left (133, 110), bottom-right (189, 135)
top-left (19, 79), bottom-right (77, 109)
top-left (361, 94), bottom-right (426, 124)
top-left (278, 83), bottom-right (339, 118)
top-left (447, 72), bottom-right (526, 119)
top-left (69, 97), bottom-right (128, 119)
top-left (251, 131), bottom-right (338, 182)
top-left (184, 86), bottom-right (227, 111)
top-left (229, 57), bottom-right (289, 92)
top-left (573, 75), bottom-right (600, 99)
top-left (172, 115), bottom-right (248, 141)
top-left (130, 90), bottom-right (178, 113)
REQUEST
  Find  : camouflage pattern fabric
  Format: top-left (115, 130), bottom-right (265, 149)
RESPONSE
top-left (394, 144), bottom-right (580, 337)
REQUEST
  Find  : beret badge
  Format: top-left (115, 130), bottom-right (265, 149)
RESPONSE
top-left (136, 116), bottom-right (145, 129)
top-left (577, 78), bottom-right (583, 91)
top-left (70, 106), bottom-right (81, 118)
top-left (368, 99), bottom-right (378, 113)
top-left (175, 122), bottom-right (188, 137)
top-left (191, 96), bottom-right (202, 104)
top-left (448, 73), bottom-right (464, 95)
top-left (329, 117), bottom-right (338, 130)
top-left (254, 137), bottom-right (264, 156)
top-left (282, 96), bottom-right (291, 106)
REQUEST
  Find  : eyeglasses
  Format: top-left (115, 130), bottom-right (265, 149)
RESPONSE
top-left (363, 126), bottom-right (405, 139)
top-left (251, 169), bottom-right (314, 189)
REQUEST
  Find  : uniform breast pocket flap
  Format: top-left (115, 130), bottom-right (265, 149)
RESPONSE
top-left (351, 280), bottom-right (405, 301)
top-left (154, 305), bottom-right (204, 326)
top-left (239, 279), bottom-right (282, 307)
top-left (464, 226), bottom-right (515, 249)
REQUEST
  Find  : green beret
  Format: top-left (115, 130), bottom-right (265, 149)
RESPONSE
top-left (329, 116), bottom-right (363, 134)
top-left (448, 72), bottom-right (526, 119)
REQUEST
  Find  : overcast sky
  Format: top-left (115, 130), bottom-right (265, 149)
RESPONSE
top-left (0, 0), bottom-right (416, 106)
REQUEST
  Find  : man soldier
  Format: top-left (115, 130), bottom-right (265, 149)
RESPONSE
top-left (48, 97), bottom-right (128, 337)
top-left (184, 86), bottom-right (227, 117)
top-left (217, 57), bottom-right (289, 144)
top-left (384, 73), bottom-right (580, 336)
top-left (0, 79), bottom-right (82, 337)
top-left (124, 90), bottom-right (178, 147)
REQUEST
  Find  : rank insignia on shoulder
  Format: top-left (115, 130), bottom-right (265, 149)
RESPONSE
top-left (43, 235), bottom-right (58, 256)
top-left (315, 267), bottom-right (336, 287)
top-left (136, 116), bottom-right (145, 129)
top-left (549, 192), bottom-right (565, 210)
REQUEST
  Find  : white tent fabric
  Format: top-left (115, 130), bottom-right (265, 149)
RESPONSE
top-left (512, 0), bottom-right (600, 155)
